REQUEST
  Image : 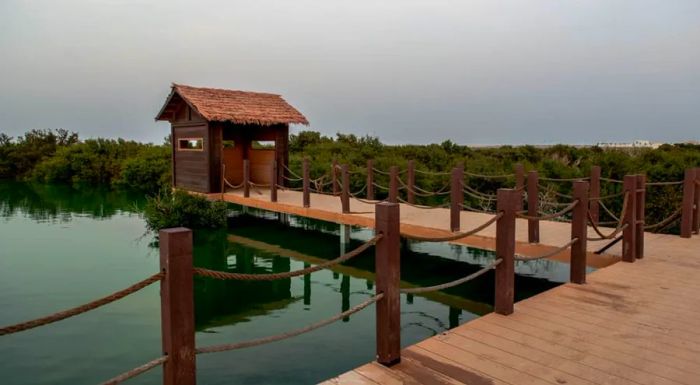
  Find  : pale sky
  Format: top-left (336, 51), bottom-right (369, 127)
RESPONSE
top-left (1, 0), bottom-right (698, 145)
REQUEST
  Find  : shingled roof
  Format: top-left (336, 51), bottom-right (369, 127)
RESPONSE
top-left (155, 84), bottom-right (308, 125)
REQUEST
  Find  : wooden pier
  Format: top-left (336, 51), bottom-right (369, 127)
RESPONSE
top-left (212, 188), bottom-right (622, 268)
top-left (209, 186), bottom-right (700, 385)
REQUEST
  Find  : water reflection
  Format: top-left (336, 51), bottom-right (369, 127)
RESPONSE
top-left (0, 181), bottom-right (144, 222)
top-left (190, 211), bottom-right (562, 333)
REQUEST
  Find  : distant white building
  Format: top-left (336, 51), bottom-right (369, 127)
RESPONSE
top-left (595, 140), bottom-right (661, 149)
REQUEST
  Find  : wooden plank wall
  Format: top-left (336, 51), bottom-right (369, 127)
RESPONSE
top-left (172, 105), bottom-right (211, 193)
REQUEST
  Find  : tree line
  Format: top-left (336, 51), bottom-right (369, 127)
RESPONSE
top-left (1, 129), bottom-right (698, 232)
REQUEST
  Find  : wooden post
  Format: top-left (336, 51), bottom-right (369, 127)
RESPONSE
top-left (622, 175), bottom-right (637, 262)
top-left (303, 157), bottom-right (310, 208)
top-left (367, 160), bottom-right (374, 200)
top-left (495, 189), bottom-right (519, 315)
top-left (332, 159), bottom-right (339, 196)
top-left (680, 168), bottom-right (696, 238)
top-left (243, 159), bottom-right (250, 198)
top-left (694, 167), bottom-right (700, 234)
top-left (407, 160), bottom-right (415, 204)
top-left (341, 164), bottom-right (350, 213)
top-left (389, 166), bottom-right (399, 203)
top-left (375, 202), bottom-right (401, 366)
top-left (159, 228), bottom-right (196, 385)
top-left (570, 181), bottom-right (589, 284)
top-left (450, 167), bottom-right (462, 232)
top-left (527, 170), bottom-right (539, 243)
top-left (514, 163), bottom-right (525, 211)
top-left (636, 175), bottom-right (645, 259)
top-left (270, 162), bottom-right (278, 203)
top-left (589, 166), bottom-right (601, 226)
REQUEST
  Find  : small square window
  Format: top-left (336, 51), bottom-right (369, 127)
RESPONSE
top-left (178, 138), bottom-right (204, 151)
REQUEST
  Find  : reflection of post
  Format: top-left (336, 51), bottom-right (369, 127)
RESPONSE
top-left (339, 223), bottom-right (351, 247)
top-left (406, 293), bottom-right (414, 304)
top-left (303, 263), bottom-right (311, 306)
top-left (341, 275), bottom-right (350, 322)
top-left (272, 254), bottom-right (291, 295)
top-left (448, 307), bottom-right (461, 329)
top-left (366, 280), bottom-right (373, 291)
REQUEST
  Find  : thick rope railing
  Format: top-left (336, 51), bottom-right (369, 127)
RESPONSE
top-left (644, 206), bottom-right (683, 231)
top-left (224, 177), bottom-right (244, 190)
top-left (415, 168), bottom-right (451, 176)
top-left (463, 171), bottom-right (514, 179)
top-left (397, 176), bottom-right (450, 197)
top-left (406, 181), bottom-right (451, 197)
top-left (539, 176), bottom-right (589, 182)
top-left (194, 235), bottom-right (381, 281)
top-left (514, 238), bottom-right (579, 261)
top-left (195, 293), bottom-right (383, 354)
top-left (373, 182), bottom-right (391, 191)
top-left (601, 177), bottom-right (624, 184)
top-left (462, 183), bottom-right (498, 201)
top-left (349, 190), bottom-right (383, 205)
top-left (598, 200), bottom-right (621, 222)
top-left (538, 184), bottom-right (573, 199)
top-left (400, 259), bottom-right (502, 294)
top-left (99, 356), bottom-right (168, 385)
top-left (589, 190), bottom-right (626, 201)
top-left (515, 200), bottom-right (579, 221)
top-left (459, 203), bottom-right (494, 214)
top-left (0, 272), bottom-right (164, 336)
top-left (396, 196), bottom-right (450, 209)
top-left (646, 180), bottom-right (683, 186)
top-left (282, 164), bottom-right (304, 179)
top-left (587, 192), bottom-right (630, 241)
top-left (402, 212), bottom-right (502, 242)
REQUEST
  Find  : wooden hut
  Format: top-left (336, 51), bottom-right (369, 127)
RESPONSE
top-left (155, 84), bottom-right (308, 193)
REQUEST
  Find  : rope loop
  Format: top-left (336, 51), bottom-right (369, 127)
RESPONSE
top-left (402, 212), bottom-right (502, 242)
top-left (515, 200), bottom-right (579, 221)
top-left (401, 259), bottom-right (502, 294)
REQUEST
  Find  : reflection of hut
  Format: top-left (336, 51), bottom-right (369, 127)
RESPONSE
top-left (155, 84), bottom-right (308, 193)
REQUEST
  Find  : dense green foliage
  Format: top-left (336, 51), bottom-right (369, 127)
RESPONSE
top-left (3, 129), bottom-right (699, 233)
top-left (0, 129), bottom-right (171, 193)
top-left (143, 189), bottom-right (228, 232)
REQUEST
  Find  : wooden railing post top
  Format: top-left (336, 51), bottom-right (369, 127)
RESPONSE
top-left (159, 227), bottom-right (192, 236)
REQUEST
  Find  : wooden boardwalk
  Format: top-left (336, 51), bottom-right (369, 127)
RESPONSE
top-left (215, 189), bottom-right (622, 268)
top-left (213, 189), bottom-right (700, 385)
top-left (324, 233), bottom-right (700, 385)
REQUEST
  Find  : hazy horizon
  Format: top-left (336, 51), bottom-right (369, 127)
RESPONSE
top-left (1, 0), bottom-right (698, 145)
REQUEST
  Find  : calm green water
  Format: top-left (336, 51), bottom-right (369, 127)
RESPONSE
top-left (0, 181), bottom-right (569, 384)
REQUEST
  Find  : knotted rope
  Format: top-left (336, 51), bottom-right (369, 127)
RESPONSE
top-left (195, 293), bottom-right (383, 354)
top-left (194, 235), bottom-right (381, 281)
top-left (0, 272), bottom-right (164, 336)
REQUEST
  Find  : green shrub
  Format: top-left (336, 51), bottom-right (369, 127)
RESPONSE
top-left (114, 145), bottom-right (171, 193)
top-left (143, 189), bottom-right (228, 232)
